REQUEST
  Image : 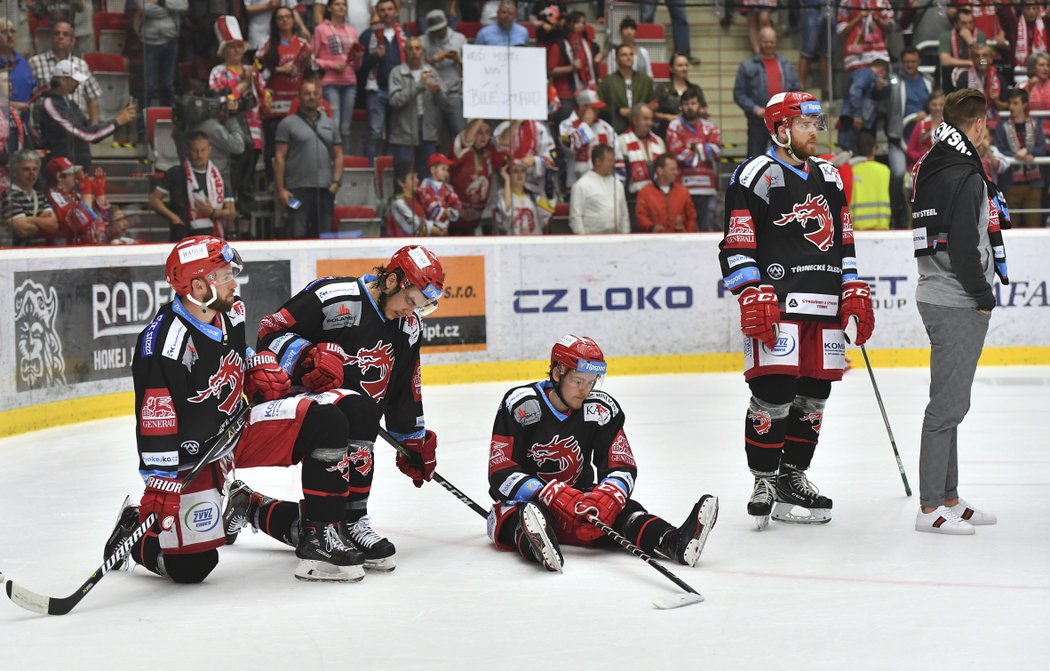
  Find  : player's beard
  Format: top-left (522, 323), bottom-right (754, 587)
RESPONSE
top-left (210, 294), bottom-right (236, 314)
top-left (789, 132), bottom-right (818, 162)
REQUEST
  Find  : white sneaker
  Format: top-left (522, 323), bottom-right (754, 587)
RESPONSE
top-left (950, 499), bottom-right (997, 526)
top-left (915, 506), bottom-right (975, 535)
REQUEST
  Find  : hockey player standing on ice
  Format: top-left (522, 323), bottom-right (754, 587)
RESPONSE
top-left (486, 335), bottom-right (719, 572)
top-left (719, 91), bottom-right (875, 529)
top-left (106, 236), bottom-right (365, 584)
top-left (225, 245), bottom-right (444, 572)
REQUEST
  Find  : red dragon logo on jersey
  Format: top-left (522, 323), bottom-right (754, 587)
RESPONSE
top-left (347, 342), bottom-right (395, 400)
top-left (773, 194), bottom-right (835, 252)
top-left (799, 411), bottom-right (823, 434)
top-left (748, 408), bottom-right (772, 435)
top-left (188, 350), bottom-right (244, 415)
top-left (528, 435), bottom-right (583, 483)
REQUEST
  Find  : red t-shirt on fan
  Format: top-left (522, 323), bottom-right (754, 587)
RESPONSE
top-left (762, 57), bottom-right (782, 99)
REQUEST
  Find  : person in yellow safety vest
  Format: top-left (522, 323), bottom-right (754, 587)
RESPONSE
top-left (849, 131), bottom-right (892, 230)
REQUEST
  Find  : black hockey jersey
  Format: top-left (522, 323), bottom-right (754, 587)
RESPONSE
top-left (719, 150), bottom-right (859, 322)
top-left (487, 381), bottom-right (638, 503)
top-left (257, 275), bottom-right (424, 439)
top-left (133, 297), bottom-right (248, 480)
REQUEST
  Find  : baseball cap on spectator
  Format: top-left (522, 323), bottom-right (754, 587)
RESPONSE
top-left (427, 153), bottom-right (454, 169)
top-left (576, 89), bottom-right (606, 109)
top-left (426, 10), bottom-right (448, 32)
top-left (53, 59), bottom-right (88, 83)
top-left (215, 16), bottom-right (246, 57)
top-left (45, 156), bottom-right (79, 182)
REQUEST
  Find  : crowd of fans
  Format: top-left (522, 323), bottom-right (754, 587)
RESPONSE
top-left (2, 0), bottom-right (1050, 247)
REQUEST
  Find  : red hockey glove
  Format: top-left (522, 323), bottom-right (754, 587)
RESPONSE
top-left (577, 482), bottom-right (627, 526)
top-left (538, 480), bottom-right (600, 541)
top-left (396, 429), bottom-right (437, 487)
top-left (140, 475), bottom-right (182, 531)
top-left (244, 351), bottom-right (290, 403)
top-left (840, 280), bottom-right (874, 347)
top-left (301, 342), bottom-right (346, 392)
top-left (738, 284), bottom-right (780, 350)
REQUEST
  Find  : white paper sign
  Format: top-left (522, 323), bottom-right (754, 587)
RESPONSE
top-left (462, 45), bottom-right (548, 121)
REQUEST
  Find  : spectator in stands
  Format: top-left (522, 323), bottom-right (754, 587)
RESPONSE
top-left (1014, 2), bottom-right (1047, 72)
top-left (743, 0), bottom-right (776, 56)
top-left (908, 0), bottom-right (951, 61)
top-left (386, 160), bottom-right (430, 236)
top-left (733, 26), bottom-right (801, 158)
top-left (494, 159), bottom-right (554, 235)
top-left (654, 53), bottom-right (706, 136)
top-left (887, 47), bottom-right (931, 228)
top-left (994, 88), bottom-right (1045, 228)
top-left (666, 90), bottom-right (720, 231)
top-left (531, 4), bottom-right (565, 49)
top-left (548, 10), bottom-right (601, 124)
top-left (558, 89), bottom-right (615, 189)
top-left (616, 17), bottom-right (652, 78)
top-left (474, 0), bottom-right (528, 47)
top-left (839, 58), bottom-right (890, 153)
top-left (836, 0), bottom-right (894, 77)
top-left (315, 0), bottom-right (375, 36)
top-left (953, 44), bottom-right (1008, 126)
top-left (5, 150), bottom-right (58, 247)
top-left (258, 6), bottom-right (314, 178)
top-left (569, 144), bottom-right (629, 234)
top-left (907, 89), bottom-right (945, 168)
top-left (209, 16), bottom-right (267, 211)
top-left (141, 0), bottom-right (186, 109)
top-left (0, 19), bottom-right (35, 122)
top-left (450, 118), bottom-right (505, 235)
top-left (28, 21), bottom-right (102, 124)
top-left (416, 0), bottom-right (459, 37)
top-left (150, 131), bottom-right (236, 240)
top-left (34, 60), bottom-right (136, 169)
top-left (274, 79), bottom-right (342, 238)
top-left (422, 9), bottom-right (467, 140)
top-left (358, 0), bottom-right (408, 162)
top-left (188, 94), bottom-right (249, 203)
top-left (45, 158), bottom-right (109, 246)
top-left (970, 0), bottom-right (1009, 57)
top-left (636, 153), bottom-right (696, 233)
top-left (598, 44), bottom-right (656, 136)
top-left (1025, 52), bottom-right (1050, 138)
top-left (244, 0), bottom-right (309, 58)
top-left (104, 206), bottom-right (140, 244)
top-left (314, 0), bottom-right (364, 155)
top-left (639, 0), bottom-right (695, 65)
top-left (388, 36), bottom-right (446, 178)
top-left (416, 153), bottom-right (461, 235)
top-left (494, 117), bottom-right (556, 196)
top-left (849, 132), bottom-right (891, 230)
top-left (798, 0), bottom-right (828, 96)
top-left (615, 102), bottom-right (665, 230)
top-left (939, 8), bottom-right (987, 91)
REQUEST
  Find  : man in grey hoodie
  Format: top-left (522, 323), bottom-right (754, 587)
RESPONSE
top-left (141, 0), bottom-right (187, 107)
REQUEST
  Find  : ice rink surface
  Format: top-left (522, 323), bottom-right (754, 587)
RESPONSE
top-left (1, 366), bottom-right (1048, 670)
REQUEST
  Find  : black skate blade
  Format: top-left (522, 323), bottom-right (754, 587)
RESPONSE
top-left (653, 593), bottom-right (704, 609)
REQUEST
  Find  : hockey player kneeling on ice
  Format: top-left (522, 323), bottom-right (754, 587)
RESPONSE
top-left (719, 92), bottom-right (876, 529)
top-left (486, 335), bottom-right (719, 572)
top-left (105, 236), bottom-right (364, 584)
top-left (224, 246), bottom-right (445, 572)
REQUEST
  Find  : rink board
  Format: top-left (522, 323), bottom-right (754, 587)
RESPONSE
top-left (2, 232), bottom-right (1048, 434)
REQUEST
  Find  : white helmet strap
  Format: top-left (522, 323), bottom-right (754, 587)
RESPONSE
top-left (771, 121), bottom-right (803, 163)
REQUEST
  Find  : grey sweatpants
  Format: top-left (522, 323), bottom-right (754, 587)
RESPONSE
top-left (917, 301), bottom-right (991, 507)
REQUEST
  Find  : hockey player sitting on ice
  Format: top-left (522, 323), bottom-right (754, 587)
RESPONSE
top-left (493, 159), bottom-right (555, 235)
top-left (414, 153), bottom-right (462, 235)
top-left (106, 236), bottom-right (365, 584)
top-left (719, 91), bottom-right (875, 529)
top-left (486, 335), bottom-right (719, 572)
top-left (224, 246), bottom-right (444, 572)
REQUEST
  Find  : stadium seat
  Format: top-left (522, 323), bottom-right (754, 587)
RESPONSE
top-left (338, 156), bottom-right (377, 208)
top-left (84, 53), bottom-right (130, 122)
top-left (145, 107), bottom-right (178, 173)
top-left (374, 155), bottom-right (395, 201)
top-left (327, 205), bottom-right (380, 238)
top-left (550, 202), bottom-right (571, 235)
top-left (94, 13), bottom-right (129, 54)
top-left (652, 62), bottom-right (670, 82)
top-left (636, 24), bottom-right (667, 64)
top-left (458, 21), bottom-right (481, 40)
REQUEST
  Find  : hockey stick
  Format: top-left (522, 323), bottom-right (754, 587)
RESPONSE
top-left (3, 405), bottom-right (252, 616)
top-left (585, 515), bottom-right (704, 609)
top-left (858, 345), bottom-right (913, 497)
top-left (376, 427), bottom-right (489, 517)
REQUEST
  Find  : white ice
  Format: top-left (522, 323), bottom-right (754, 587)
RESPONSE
top-left (2, 367), bottom-right (1048, 670)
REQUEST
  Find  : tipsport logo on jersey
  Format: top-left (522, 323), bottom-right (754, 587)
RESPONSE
top-left (11, 262), bottom-right (290, 391)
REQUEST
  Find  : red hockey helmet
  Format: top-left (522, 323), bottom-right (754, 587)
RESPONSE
top-left (550, 334), bottom-right (607, 378)
top-left (763, 91), bottom-right (827, 137)
top-left (165, 236), bottom-right (242, 299)
top-left (387, 245), bottom-right (445, 315)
